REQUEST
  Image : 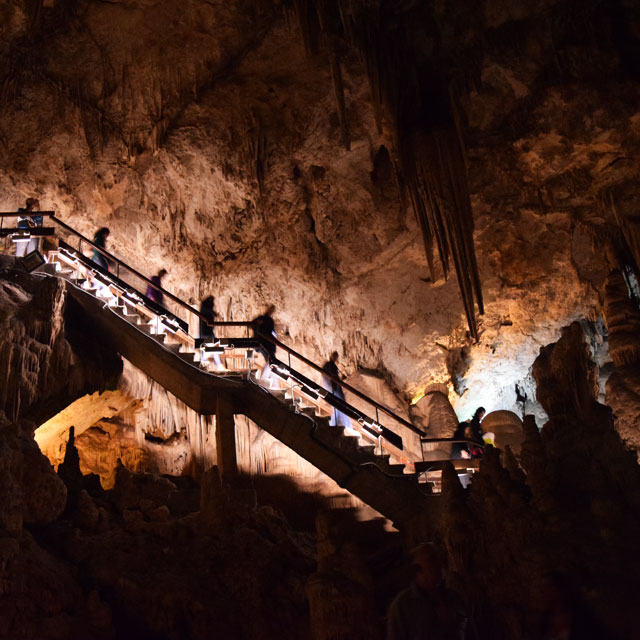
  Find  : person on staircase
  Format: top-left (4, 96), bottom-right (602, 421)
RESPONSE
top-left (321, 351), bottom-right (352, 429)
top-left (252, 304), bottom-right (277, 385)
top-left (146, 268), bottom-right (167, 306)
top-left (451, 422), bottom-right (471, 460)
top-left (199, 295), bottom-right (223, 370)
top-left (16, 197), bottom-right (42, 257)
top-left (386, 543), bottom-right (468, 640)
top-left (468, 407), bottom-right (486, 458)
top-left (91, 227), bottom-right (111, 272)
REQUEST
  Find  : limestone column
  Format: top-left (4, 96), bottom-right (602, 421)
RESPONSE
top-left (215, 395), bottom-right (238, 480)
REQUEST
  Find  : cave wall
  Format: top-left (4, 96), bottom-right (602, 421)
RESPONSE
top-left (3, 0), bottom-right (638, 424)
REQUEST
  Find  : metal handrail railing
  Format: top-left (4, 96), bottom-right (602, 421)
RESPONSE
top-left (2, 211), bottom-right (427, 444)
top-left (266, 334), bottom-right (425, 437)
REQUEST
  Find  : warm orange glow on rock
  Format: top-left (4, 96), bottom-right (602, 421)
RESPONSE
top-left (35, 390), bottom-right (134, 470)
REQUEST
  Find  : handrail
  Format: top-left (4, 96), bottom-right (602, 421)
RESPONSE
top-left (14, 212), bottom-right (426, 442)
top-left (0, 211), bottom-right (55, 216)
top-left (264, 334), bottom-right (425, 437)
top-left (50, 215), bottom-right (217, 323)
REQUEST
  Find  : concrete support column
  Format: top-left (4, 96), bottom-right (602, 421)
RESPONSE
top-left (215, 394), bottom-right (238, 480)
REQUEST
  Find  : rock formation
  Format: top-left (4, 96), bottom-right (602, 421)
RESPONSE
top-left (2, 0), bottom-right (635, 419)
top-left (2, 0), bottom-right (640, 637)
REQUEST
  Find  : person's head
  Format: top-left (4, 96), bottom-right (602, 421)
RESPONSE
top-left (411, 543), bottom-right (445, 591)
top-left (157, 268), bottom-right (167, 279)
top-left (96, 227), bottom-right (110, 240)
top-left (473, 407), bottom-right (486, 421)
top-left (453, 422), bottom-right (468, 439)
top-left (25, 197), bottom-right (39, 211)
top-left (265, 304), bottom-right (275, 316)
top-left (330, 351), bottom-right (339, 363)
top-left (201, 295), bottom-right (214, 309)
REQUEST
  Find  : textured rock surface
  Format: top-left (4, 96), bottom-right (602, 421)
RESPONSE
top-left (0, 268), bottom-right (121, 424)
top-left (429, 323), bottom-right (640, 639)
top-left (603, 269), bottom-right (640, 450)
top-left (2, 0), bottom-right (636, 423)
top-left (2, 3), bottom-right (640, 637)
top-left (1, 250), bottom-right (639, 638)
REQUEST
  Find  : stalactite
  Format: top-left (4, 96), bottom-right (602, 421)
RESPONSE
top-left (328, 51), bottom-right (351, 151)
top-left (243, 114), bottom-right (267, 198)
top-left (287, 0), bottom-right (484, 337)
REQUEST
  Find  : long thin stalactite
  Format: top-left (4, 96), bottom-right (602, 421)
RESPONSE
top-left (287, 0), bottom-right (484, 338)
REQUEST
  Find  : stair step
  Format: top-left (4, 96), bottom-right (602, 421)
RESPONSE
top-left (358, 444), bottom-right (376, 456)
top-left (178, 352), bottom-right (196, 364)
top-left (387, 464), bottom-right (406, 475)
top-left (339, 435), bottom-right (363, 451)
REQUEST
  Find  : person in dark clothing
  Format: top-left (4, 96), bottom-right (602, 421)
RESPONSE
top-left (321, 351), bottom-right (351, 428)
top-left (469, 407), bottom-right (486, 442)
top-left (252, 304), bottom-right (277, 384)
top-left (199, 296), bottom-right (217, 340)
top-left (92, 227), bottom-right (111, 271)
top-left (451, 422), bottom-right (471, 460)
top-left (146, 269), bottom-right (167, 305)
top-left (16, 197), bottom-right (42, 256)
top-left (386, 543), bottom-right (467, 640)
top-left (468, 407), bottom-right (486, 457)
top-left (199, 296), bottom-right (222, 370)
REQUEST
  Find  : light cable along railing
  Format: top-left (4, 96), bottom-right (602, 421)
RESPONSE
top-left (1, 212), bottom-right (483, 476)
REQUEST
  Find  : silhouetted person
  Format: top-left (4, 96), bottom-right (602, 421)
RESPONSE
top-left (199, 296), bottom-right (217, 340)
top-left (468, 407), bottom-right (485, 443)
top-left (146, 268), bottom-right (167, 305)
top-left (199, 296), bottom-right (222, 370)
top-left (252, 304), bottom-right (276, 383)
top-left (92, 227), bottom-right (111, 271)
top-left (468, 407), bottom-right (485, 458)
top-left (386, 543), bottom-right (467, 640)
top-left (321, 351), bottom-right (351, 428)
top-left (451, 422), bottom-right (471, 460)
top-left (16, 197), bottom-right (42, 256)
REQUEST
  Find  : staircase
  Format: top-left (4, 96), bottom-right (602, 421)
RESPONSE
top-left (58, 271), bottom-right (432, 526)
top-left (3, 212), bottom-right (453, 529)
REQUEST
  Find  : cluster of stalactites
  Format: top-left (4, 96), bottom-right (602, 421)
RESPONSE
top-left (286, 0), bottom-right (484, 338)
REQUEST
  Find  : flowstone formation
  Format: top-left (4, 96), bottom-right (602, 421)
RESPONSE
top-left (2, 0), bottom-right (638, 423)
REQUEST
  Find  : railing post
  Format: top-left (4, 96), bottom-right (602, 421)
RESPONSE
top-left (116, 262), bottom-right (120, 279)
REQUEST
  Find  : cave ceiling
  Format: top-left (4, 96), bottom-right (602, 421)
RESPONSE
top-left (1, 0), bottom-right (640, 416)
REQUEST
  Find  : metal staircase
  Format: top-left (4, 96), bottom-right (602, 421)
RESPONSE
top-left (1, 212), bottom-right (481, 528)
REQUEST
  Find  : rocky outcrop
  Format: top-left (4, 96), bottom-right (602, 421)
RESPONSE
top-left (428, 323), bottom-right (640, 639)
top-left (0, 269), bottom-right (121, 424)
top-left (603, 269), bottom-right (640, 450)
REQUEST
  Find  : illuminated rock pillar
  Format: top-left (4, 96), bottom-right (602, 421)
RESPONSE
top-left (215, 395), bottom-right (238, 480)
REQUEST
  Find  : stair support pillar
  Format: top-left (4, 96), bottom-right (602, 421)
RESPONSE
top-left (215, 395), bottom-right (238, 480)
